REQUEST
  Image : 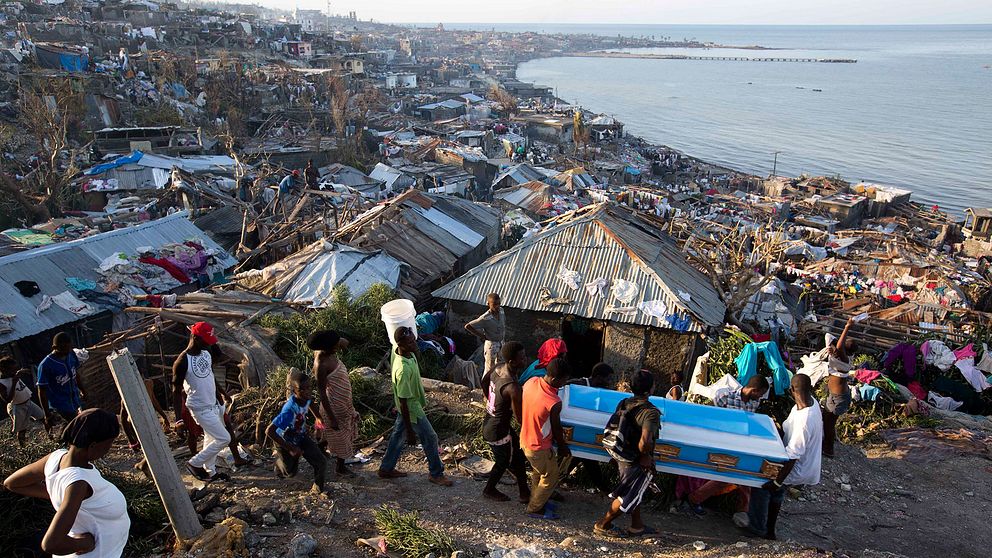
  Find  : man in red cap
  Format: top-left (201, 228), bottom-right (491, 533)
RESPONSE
top-left (172, 322), bottom-right (235, 481)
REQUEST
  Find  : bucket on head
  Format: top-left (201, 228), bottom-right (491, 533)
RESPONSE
top-left (381, 299), bottom-right (417, 346)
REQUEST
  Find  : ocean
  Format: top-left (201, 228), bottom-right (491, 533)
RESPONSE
top-left (463, 24), bottom-right (992, 215)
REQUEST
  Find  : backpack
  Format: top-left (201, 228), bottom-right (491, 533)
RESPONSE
top-left (602, 397), bottom-right (655, 463)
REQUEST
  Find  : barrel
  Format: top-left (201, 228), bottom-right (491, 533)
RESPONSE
top-left (381, 299), bottom-right (418, 345)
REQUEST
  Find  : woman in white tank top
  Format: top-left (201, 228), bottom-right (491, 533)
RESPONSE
top-left (3, 408), bottom-right (129, 557)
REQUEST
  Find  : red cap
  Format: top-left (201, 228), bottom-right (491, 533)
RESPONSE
top-left (190, 322), bottom-right (218, 345)
top-left (292, 169), bottom-right (300, 177)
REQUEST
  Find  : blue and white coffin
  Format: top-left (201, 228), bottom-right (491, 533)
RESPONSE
top-left (559, 385), bottom-right (789, 488)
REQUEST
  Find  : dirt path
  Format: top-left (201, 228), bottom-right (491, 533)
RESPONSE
top-left (123, 427), bottom-right (991, 558)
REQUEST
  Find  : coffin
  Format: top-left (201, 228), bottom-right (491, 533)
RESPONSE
top-left (558, 385), bottom-right (789, 488)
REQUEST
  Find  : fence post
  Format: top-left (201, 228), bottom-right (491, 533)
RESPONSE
top-left (107, 348), bottom-right (203, 541)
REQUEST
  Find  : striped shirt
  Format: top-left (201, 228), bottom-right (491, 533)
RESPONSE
top-left (715, 387), bottom-right (760, 412)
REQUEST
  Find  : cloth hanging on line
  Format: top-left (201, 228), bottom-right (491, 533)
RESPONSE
top-left (611, 279), bottom-right (639, 304)
top-left (637, 299), bottom-right (668, 320)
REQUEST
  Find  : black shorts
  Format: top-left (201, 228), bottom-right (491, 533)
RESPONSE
top-left (609, 462), bottom-right (654, 513)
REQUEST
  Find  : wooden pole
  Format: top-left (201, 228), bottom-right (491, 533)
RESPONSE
top-left (106, 349), bottom-right (203, 542)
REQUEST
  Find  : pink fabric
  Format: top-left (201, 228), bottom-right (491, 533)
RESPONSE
top-left (953, 343), bottom-right (977, 361)
top-left (675, 475), bottom-right (708, 500)
top-left (854, 369), bottom-right (881, 384)
top-left (907, 381), bottom-right (927, 401)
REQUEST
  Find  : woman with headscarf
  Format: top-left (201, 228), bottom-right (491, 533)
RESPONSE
top-left (4, 408), bottom-right (130, 557)
top-left (517, 338), bottom-right (568, 386)
top-left (309, 330), bottom-right (358, 476)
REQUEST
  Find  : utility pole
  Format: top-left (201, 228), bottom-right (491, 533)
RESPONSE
top-left (771, 151), bottom-right (782, 178)
top-left (107, 349), bottom-right (203, 543)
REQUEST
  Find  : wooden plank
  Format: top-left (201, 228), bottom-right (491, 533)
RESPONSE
top-left (107, 349), bottom-right (203, 541)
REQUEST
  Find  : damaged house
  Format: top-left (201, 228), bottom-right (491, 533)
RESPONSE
top-left (334, 189), bottom-right (501, 306)
top-left (433, 203), bottom-right (725, 380)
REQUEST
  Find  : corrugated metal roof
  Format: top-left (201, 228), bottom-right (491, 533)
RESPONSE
top-left (0, 213), bottom-right (237, 345)
top-left (494, 181), bottom-right (552, 214)
top-left (433, 204), bottom-right (726, 331)
top-left (492, 164), bottom-right (553, 188)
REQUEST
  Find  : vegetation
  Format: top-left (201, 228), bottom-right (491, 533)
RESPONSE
top-left (373, 505), bottom-right (456, 558)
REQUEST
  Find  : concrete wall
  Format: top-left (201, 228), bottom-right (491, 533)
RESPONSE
top-left (601, 322), bottom-right (646, 379)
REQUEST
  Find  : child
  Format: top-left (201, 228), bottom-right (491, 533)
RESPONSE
top-left (1, 357), bottom-right (46, 446)
top-left (266, 370), bottom-right (328, 493)
top-left (521, 357), bottom-right (572, 519)
top-left (309, 330), bottom-right (358, 476)
top-left (4, 409), bottom-right (130, 557)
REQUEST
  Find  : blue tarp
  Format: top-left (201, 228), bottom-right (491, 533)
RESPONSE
top-left (735, 341), bottom-right (793, 396)
top-left (58, 52), bottom-right (88, 72)
top-left (84, 151), bottom-right (144, 175)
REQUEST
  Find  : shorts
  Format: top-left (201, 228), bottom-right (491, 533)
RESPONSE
top-left (609, 462), bottom-right (654, 513)
top-left (824, 390), bottom-right (852, 416)
top-left (7, 400), bottom-right (45, 432)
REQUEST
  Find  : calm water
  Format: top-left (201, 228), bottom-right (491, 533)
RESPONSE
top-left (498, 25), bottom-right (992, 215)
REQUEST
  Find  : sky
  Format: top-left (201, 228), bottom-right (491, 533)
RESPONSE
top-left (258, 0), bottom-right (991, 25)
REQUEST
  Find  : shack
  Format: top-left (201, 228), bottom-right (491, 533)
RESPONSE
top-left (433, 203), bottom-right (726, 379)
top-left (334, 189), bottom-right (501, 306)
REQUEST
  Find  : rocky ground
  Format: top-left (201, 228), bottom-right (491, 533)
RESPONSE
top-left (0, 374), bottom-right (968, 558)
top-left (94, 379), bottom-right (989, 558)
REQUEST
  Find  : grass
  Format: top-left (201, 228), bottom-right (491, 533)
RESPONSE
top-left (373, 504), bottom-right (455, 558)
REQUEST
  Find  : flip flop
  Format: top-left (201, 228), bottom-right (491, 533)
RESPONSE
top-left (627, 526), bottom-right (658, 537)
top-left (185, 463), bottom-right (211, 482)
top-left (593, 524), bottom-right (627, 538)
top-left (527, 508), bottom-right (560, 520)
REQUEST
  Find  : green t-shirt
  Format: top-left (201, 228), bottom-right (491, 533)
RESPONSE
top-left (392, 349), bottom-right (427, 421)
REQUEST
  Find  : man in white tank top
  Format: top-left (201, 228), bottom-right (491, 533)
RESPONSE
top-left (172, 322), bottom-right (232, 481)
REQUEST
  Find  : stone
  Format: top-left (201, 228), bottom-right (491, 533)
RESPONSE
top-left (204, 509), bottom-right (226, 523)
top-left (841, 474), bottom-right (850, 483)
top-left (194, 491), bottom-right (222, 515)
top-left (451, 552), bottom-right (468, 558)
top-left (262, 512), bottom-right (278, 525)
top-left (558, 537), bottom-right (578, 548)
top-left (693, 541), bottom-right (707, 551)
top-left (734, 541), bottom-right (749, 548)
top-left (965, 491), bottom-right (975, 497)
top-left (840, 483), bottom-right (852, 492)
top-left (286, 533), bottom-right (318, 558)
top-left (226, 504), bottom-right (250, 520)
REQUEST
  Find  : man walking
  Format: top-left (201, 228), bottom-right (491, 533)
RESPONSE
top-left (465, 293), bottom-right (505, 378)
top-left (745, 374), bottom-right (823, 540)
top-left (37, 332), bottom-right (85, 426)
top-left (481, 341), bottom-right (530, 502)
top-left (378, 327), bottom-right (453, 487)
top-left (172, 322), bottom-right (232, 482)
top-left (521, 357), bottom-right (571, 519)
top-left (595, 370), bottom-right (660, 537)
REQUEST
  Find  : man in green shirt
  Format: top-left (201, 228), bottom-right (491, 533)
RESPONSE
top-left (378, 326), bottom-right (453, 487)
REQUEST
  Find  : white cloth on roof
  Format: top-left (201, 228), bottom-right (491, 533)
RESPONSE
top-left (35, 295), bottom-right (53, 316)
top-left (955, 357), bottom-right (991, 392)
top-left (51, 291), bottom-right (94, 315)
top-left (99, 252), bottom-right (130, 271)
top-left (927, 391), bottom-right (963, 411)
top-left (611, 279), bottom-right (639, 304)
top-left (584, 277), bottom-right (608, 298)
top-left (678, 290), bottom-right (692, 302)
top-left (637, 299), bottom-right (668, 320)
top-left (557, 265), bottom-right (582, 291)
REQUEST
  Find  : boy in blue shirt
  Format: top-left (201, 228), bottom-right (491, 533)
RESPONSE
top-left (266, 370), bottom-right (328, 493)
top-left (37, 332), bottom-right (85, 426)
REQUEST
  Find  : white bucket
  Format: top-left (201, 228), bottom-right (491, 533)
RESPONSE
top-left (381, 299), bottom-right (417, 346)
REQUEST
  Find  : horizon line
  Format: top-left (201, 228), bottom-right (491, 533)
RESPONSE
top-left (386, 22), bottom-right (992, 27)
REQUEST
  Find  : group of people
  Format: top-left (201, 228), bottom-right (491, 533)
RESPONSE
top-left (1, 291), bottom-right (834, 557)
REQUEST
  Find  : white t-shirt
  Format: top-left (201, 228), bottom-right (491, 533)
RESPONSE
top-left (44, 449), bottom-right (130, 558)
top-left (182, 350), bottom-right (215, 410)
top-left (782, 400), bottom-right (823, 486)
top-left (0, 376), bottom-right (32, 405)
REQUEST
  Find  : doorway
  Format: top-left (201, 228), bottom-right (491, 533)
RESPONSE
top-left (561, 316), bottom-right (604, 378)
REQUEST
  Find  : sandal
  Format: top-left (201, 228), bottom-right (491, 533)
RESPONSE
top-left (209, 472), bottom-right (231, 483)
top-left (627, 525), bottom-right (658, 537)
top-left (593, 524), bottom-right (627, 538)
top-left (527, 509), bottom-right (560, 520)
